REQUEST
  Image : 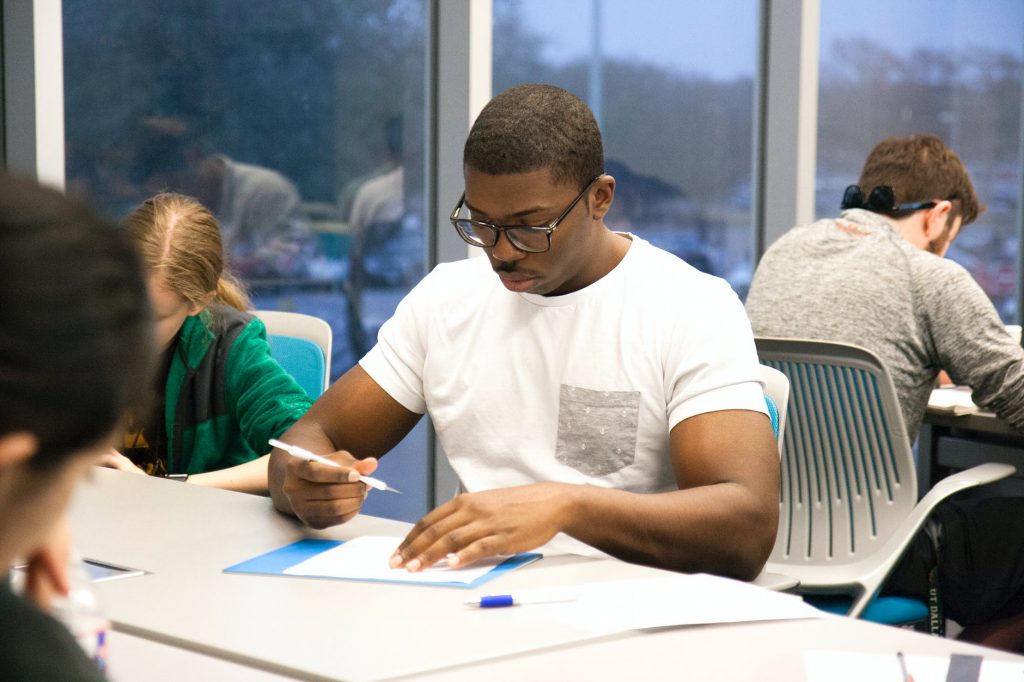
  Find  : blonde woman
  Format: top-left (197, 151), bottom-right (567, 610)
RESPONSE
top-left (102, 193), bottom-right (313, 493)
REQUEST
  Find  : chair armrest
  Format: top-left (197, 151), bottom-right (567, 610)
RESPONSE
top-left (847, 462), bottom-right (1016, 617)
top-left (917, 462), bottom-right (1017, 510)
top-left (753, 571), bottom-right (799, 592)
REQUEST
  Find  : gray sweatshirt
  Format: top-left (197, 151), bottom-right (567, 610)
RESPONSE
top-left (745, 208), bottom-right (1024, 442)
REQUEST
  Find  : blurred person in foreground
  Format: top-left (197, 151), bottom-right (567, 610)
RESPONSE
top-left (0, 174), bottom-right (154, 679)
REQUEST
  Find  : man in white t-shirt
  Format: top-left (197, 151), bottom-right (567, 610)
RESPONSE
top-left (269, 84), bottom-right (779, 580)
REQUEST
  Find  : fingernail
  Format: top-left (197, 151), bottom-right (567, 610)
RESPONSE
top-left (389, 554), bottom-right (402, 569)
top-left (348, 470), bottom-right (359, 482)
top-left (446, 553), bottom-right (460, 568)
top-left (406, 558), bottom-right (421, 572)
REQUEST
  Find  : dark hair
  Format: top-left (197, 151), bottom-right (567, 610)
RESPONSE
top-left (463, 84), bottom-right (604, 191)
top-left (858, 133), bottom-right (983, 226)
top-left (0, 175), bottom-right (155, 468)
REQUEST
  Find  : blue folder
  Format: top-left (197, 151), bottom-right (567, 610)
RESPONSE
top-left (224, 538), bottom-right (541, 589)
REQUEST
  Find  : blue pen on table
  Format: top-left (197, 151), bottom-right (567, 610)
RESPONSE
top-left (269, 438), bottom-right (401, 494)
top-left (465, 593), bottom-right (577, 608)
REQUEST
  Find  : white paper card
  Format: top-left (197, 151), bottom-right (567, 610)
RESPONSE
top-left (928, 387), bottom-right (979, 415)
top-left (282, 535), bottom-right (513, 585)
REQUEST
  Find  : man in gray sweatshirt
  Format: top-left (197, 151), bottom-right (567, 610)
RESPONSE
top-left (747, 134), bottom-right (1024, 651)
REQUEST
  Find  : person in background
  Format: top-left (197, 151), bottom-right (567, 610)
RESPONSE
top-left (746, 134), bottom-right (1024, 651)
top-left (0, 173), bottom-right (154, 680)
top-left (338, 114), bottom-right (406, 357)
top-left (269, 84), bottom-right (779, 581)
top-left (100, 193), bottom-right (313, 493)
top-left (130, 116), bottom-right (315, 280)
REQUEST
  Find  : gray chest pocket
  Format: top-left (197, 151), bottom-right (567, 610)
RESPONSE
top-left (555, 385), bottom-right (640, 477)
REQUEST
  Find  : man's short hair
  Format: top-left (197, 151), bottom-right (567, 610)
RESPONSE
top-left (464, 84), bottom-right (604, 191)
top-left (858, 133), bottom-right (983, 225)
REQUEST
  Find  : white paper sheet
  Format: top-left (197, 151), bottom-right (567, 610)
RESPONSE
top-left (513, 572), bottom-right (822, 633)
top-left (282, 535), bottom-right (520, 585)
top-left (929, 386), bottom-right (979, 415)
top-left (805, 650), bottom-right (1024, 682)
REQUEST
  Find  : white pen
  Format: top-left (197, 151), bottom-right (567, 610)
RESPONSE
top-left (269, 438), bottom-right (401, 494)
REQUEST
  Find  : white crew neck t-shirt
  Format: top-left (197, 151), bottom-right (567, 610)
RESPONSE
top-left (360, 234), bottom-right (766, 494)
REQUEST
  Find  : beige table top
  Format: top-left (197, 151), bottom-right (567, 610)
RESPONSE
top-left (72, 468), bottom-right (1022, 681)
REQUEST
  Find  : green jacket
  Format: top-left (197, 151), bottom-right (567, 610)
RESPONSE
top-left (165, 305), bottom-right (313, 474)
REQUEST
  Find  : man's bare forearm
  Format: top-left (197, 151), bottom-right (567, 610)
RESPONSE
top-left (561, 482), bottom-right (778, 580)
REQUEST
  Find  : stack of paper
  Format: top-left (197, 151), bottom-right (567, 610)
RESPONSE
top-left (928, 386), bottom-right (979, 415)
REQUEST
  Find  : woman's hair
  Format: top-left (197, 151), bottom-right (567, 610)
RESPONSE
top-left (122, 193), bottom-right (250, 311)
top-left (0, 174), bottom-right (155, 468)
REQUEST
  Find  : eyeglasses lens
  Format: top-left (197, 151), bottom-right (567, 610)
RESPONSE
top-left (505, 228), bottom-right (550, 252)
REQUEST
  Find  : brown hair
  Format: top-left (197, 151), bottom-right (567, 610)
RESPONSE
top-left (123, 193), bottom-right (250, 311)
top-left (858, 133), bottom-right (983, 226)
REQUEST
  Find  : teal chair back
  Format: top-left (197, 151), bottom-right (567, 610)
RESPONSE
top-left (266, 334), bottom-right (328, 400)
top-left (254, 311), bottom-right (333, 400)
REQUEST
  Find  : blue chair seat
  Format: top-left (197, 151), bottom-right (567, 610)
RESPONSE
top-left (805, 594), bottom-right (929, 625)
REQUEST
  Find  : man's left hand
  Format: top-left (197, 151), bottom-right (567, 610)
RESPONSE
top-left (390, 482), bottom-right (571, 571)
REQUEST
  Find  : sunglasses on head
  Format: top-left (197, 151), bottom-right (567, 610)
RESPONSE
top-left (840, 185), bottom-right (937, 216)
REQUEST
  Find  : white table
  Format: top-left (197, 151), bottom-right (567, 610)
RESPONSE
top-left (72, 469), bottom-right (1023, 681)
top-left (107, 630), bottom-right (296, 682)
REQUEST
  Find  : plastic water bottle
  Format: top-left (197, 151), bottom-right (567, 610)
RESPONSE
top-left (51, 557), bottom-right (111, 672)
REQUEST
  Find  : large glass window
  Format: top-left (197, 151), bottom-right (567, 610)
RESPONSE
top-left (63, 0), bottom-right (429, 521)
top-left (492, 0), bottom-right (760, 298)
top-left (817, 0), bottom-right (1024, 321)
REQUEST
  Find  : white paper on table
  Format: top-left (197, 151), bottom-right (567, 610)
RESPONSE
top-left (536, 532), bottom-right (612, 559)
top-left (531, 572), bottom-right (821, 633)
top-left (805, 650), bottom-right (1024, 682)
top-left (928, 386), bottom-right (979, 415)
top-left (282, 535), bottom-right (515, 585)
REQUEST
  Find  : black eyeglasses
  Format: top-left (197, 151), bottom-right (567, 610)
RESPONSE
top-left (840, 185), bottom-right (938, 216)
top-left (450, 175), bottom-right (602, 254)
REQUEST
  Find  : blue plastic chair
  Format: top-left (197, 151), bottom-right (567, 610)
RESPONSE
top-left (266, 334), bottom-right (328, 400)
top-left (255, 311), bottom-right (333, 400)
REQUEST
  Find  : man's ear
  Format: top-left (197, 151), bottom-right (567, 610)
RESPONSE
top-left (0, 432), bottom-right (39, 469)
top-left (923, 200), bottom-right (953, 240)
top-left (590, 175), bottom-right (616, 220)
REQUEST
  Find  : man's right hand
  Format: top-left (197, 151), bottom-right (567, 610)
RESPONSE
top-left (280, 450), bottom-right (381, 529)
